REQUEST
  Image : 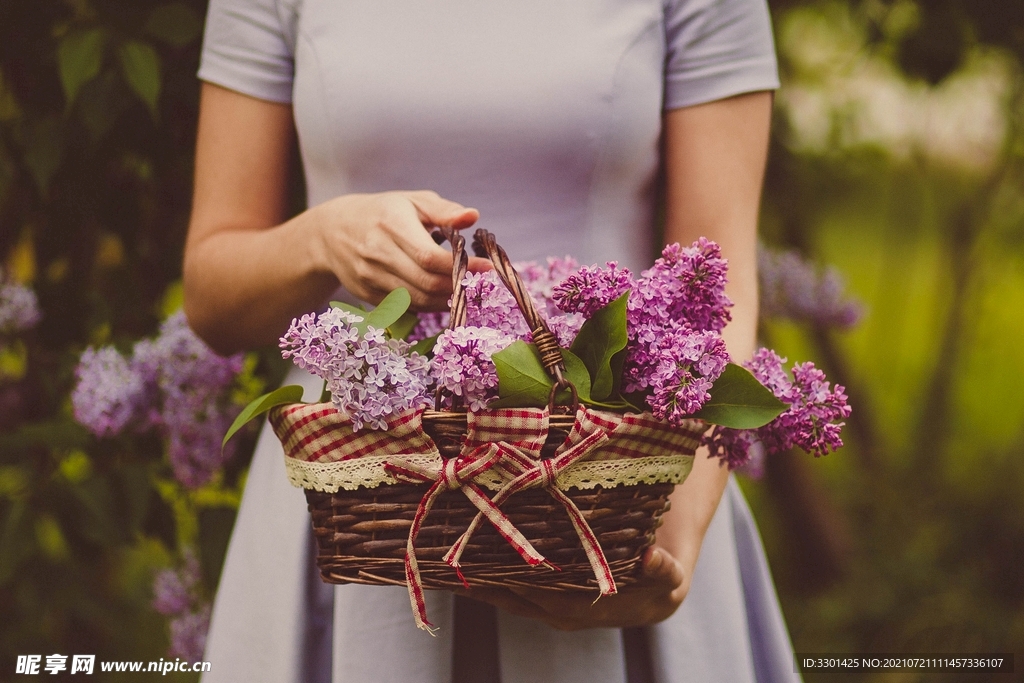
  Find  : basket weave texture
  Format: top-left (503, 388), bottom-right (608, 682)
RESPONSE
top-left (270, 401), bottom-right (703, 591)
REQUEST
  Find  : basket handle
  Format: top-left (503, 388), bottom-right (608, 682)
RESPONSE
top-left (433, 226), bottom-right (578, 413)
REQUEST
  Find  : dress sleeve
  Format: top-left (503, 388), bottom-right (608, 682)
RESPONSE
top-left (197, 0), bottom-right (299, 104)
top-left (663, 0), bottom-right (780, 110)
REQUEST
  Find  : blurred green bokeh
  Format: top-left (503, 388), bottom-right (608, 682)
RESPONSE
top-left (1, 1), bottom-right (1022, 681)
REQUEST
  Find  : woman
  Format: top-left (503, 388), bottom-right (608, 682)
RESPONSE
top-left (183, 0), bottom-right (797, 681)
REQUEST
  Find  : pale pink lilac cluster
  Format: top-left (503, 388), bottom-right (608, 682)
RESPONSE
top-left (759, 247), bottom-right (863, 329)
top-left (0, 270), bottom-right (41, 336)
top-left (423, 259), bottom-right (586, 405)
top-left (705, 348), bottom-right (851, 469)
top-left (515, 256), bottom-right (581, 318)
top-left (152, 553), bottom-right (209, 661)
top-left (431, 326), bottom-right (515, 411)
top-left (71, 312), bottom-right (244, 488)
top-left (461, 270), bottom-right (533, 339)
top-left (279, 308), bottom-right (432, 430)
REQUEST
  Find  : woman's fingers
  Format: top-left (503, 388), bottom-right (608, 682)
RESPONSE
top-left (318, 190), bottom-right (485, 308)
top-left (409, 190), bottom-right (480, 230)
top-left (398, 192), bottom-right (479, 275)
top-left (642, 546), bottom-right (684, 589)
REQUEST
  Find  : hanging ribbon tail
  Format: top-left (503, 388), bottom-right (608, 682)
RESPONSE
top-left (546, 486), bottom-right (617, 595)
top-left (405, 479), bottom-right (444, 633)
top-left (389, 445), bottom-right (508, 629)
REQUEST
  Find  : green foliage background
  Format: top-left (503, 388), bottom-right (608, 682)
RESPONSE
top-left (1, 0), bottom-right (1022, 681)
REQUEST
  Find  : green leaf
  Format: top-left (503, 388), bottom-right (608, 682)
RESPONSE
top-left (18, 116), bottom-right (63, 196)
top-left (0, 501), bottom-right (32, 585)
top-left (364, 288), bottom-right (412, 331)
top-left (693, 363), bottom-right (787, 429)
top-left (389, 311), bottom-right (419, 340)
top-left (77, 70), bottom-right (130, 143)
top-left (569, 291), bottom-right (630, 401)
top-left (223, 384), bottom-right (305, 447)
top-left (117, 41), bottom-right (161, 118)
top-left (490, 342), bottom-right (591, 408)
top-left (145, 3), bottom-right (203, 48)
top-left (411, 332), bottom-right (440, 358)
top-left (58, 28), bottom-right (106, 110)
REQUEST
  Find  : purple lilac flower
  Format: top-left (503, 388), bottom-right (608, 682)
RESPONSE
top-left (72, 347), bottom-right (148, 437)
top-left (0, 273), bottom-right (41, 335)
top-left (705, 348), bottom-right (851, 468)
top-left (152, 553), bottom-right (201, 616)
top-left (734, 438), bottom-right (766, 479)
top-left (71, 313), bottom-right (244, 487)
top-left (461, 271), bottom-right (533, 339)
top-left (643, 327), bottom-right (730, 425)
top-left (135, 313), bottom-right (245, 488)
top-left (152, 552), bottom-right (210, 660)
top-left (704, 428), bottom-right (760, 471)
top-left (516, 256), bottom-right (580, 318)
top-left (758, 247), bottom-right (863, 329)
top-left (431, 326), bottom-right (515, 411)
top-left (280, 308), bottom-right (433, 430)
top-left (628, 239), bottom-right (732, 335)
top-left (546, 312), bottom-right (585, 348)
top-left (408, 311), bottom-right (449, 343)
top-left (552, 262), bottom-right (634, 319)
top-left (168, 606), bottom-right (211, 661)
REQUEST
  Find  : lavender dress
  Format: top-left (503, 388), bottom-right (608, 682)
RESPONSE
top-left (197, 1), bottom-right (797, 681)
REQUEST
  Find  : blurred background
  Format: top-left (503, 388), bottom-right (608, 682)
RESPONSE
top-left (0, 0), bottom-right (1021, 680)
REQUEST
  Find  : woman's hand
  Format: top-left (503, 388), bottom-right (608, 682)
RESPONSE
top-left (309, 190), bottom-right (483, 310)
top-left (184, 84), bottom-right (492, 353)
top-left (456, 545), bottom-right (690, 631)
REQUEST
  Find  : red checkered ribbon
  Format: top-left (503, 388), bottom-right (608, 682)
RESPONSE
top-left (443, 408), bottom-right (617, 597)
top-left (384, 443), bottom-right (554, 633)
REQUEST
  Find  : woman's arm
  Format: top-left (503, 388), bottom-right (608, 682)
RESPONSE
top-left (183, 83), bottom-right (482, 354)
top-left (461, 90), bottom-right (771, 629)
top-left (656, 89), bottom-right (770, 595)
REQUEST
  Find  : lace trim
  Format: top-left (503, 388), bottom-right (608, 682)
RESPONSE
top-left (285, 453), bottom-right (694, 492)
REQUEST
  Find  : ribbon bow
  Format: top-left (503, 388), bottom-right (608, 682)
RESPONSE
top-left (442, 424), bottom-right (617, 598)
top-left (385, 445), bottom-right (554, 632)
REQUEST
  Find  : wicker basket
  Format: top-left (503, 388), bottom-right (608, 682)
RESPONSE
top-left (270, 228), bottom-right (702, 621)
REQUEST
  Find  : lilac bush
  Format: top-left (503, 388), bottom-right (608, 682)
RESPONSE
top-left (0, 271), bottom-right (41, 336)
top-left (759, 247), bottom-right (863, 329)
top-left (152, 553), bottom-right (210, 661)
top-left (71, 312), bottom-right (245, 488)
top-left (135, 314), bottom-right (245, 487)
top-left (72, 347), bottom-right (147, 437)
